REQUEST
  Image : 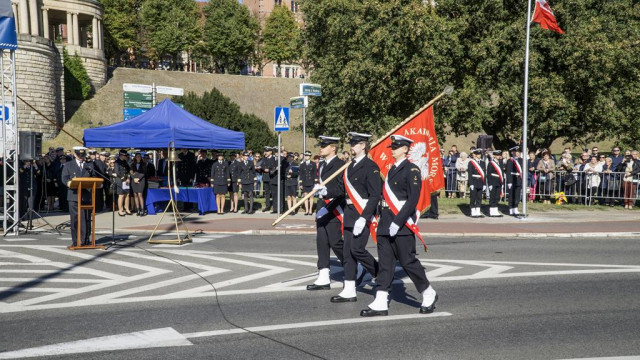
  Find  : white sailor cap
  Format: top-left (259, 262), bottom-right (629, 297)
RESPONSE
top-left (317, 135), bottom-right (340, 147)
top-left (73, 146), bottom-right (88, 156)
top-left (388, 135), bottom-right (413, 148)
top-left (347, 132), bottom-right (372, 145)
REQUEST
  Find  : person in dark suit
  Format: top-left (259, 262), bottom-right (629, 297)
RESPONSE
top-left (506, 146), bottom-right (524, 216)
top-left (228, 153), bottom-right (241, 213)
top-left (468, 148), bottom-right (485, 218)
top-left (131, 152), bottom-right (147, 216)
top-left (61, 147), bottom-right (98, 247)
top-left (156, 150), bottom-right (168, 178)
top-left (284, 153), bottom-right (299, 212)
top-left (177, 149), bottom-right (196, 186)
top-left (268, 148), bottom-right (288, 214)
top-left (210, 152), bottom-right (230, 214)
top-left (298, 150), bottom-right (317, 215)
top-left (307, 136), bottom-right (346, 291)
top-left (259, 146), bottom-right (273, 211)
top-left (114, 149), bottom-right (132, 216)
top-left (239, 151), bottom-right (256, 213)
top-left (487, 150), bottom-right (505, 217)
top-left (195, 150), bottom-right (211, 186)
top-left (361, 135), bottom-right (437, 317)
top-left (56, 155), bottom-right (68, 212)
top-left (92, 150), bottom-right (107, 212)
top-left (331, 132), bottom-right (380, 303)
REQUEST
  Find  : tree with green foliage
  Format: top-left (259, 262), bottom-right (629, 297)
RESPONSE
top-left (300, 0), bottom-right (458, 139)
top-left (100, 0), bottom-right (142, 65)
top-left (175, 88), bottom-right (277, 151)
top-left (203, 0), bottom-right (259, 74)
top-left (140, 0), bottom-right (201, 66)
top-left (435, 0), bottom-right (640, 150)
top-left (263, 5), bottom-right (300, 77)
top-left (63, 48), bottom-right (92, 100)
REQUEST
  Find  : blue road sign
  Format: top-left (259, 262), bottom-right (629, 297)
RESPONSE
top-left (123, 108), bottom-right (147, 120)
top-left (274, 107), bottom-right (290, 132)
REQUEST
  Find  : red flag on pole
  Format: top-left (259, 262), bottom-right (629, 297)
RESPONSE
top-left (532, 0), bottom-right (564, 34)
top-left (369, 106), bottom-right (444, 213)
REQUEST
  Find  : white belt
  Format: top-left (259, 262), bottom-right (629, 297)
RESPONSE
top-left (511, 172), bottom-right (521, 176)
top-left (491, 174), bottom-right (500, 177)
top-left (381, 200), bottom-right (405, 208)
top-left (472, 175), bottom-right (481, 178)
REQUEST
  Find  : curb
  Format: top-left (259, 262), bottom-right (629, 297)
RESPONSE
top-left (99, 227), bottom-right (640, 239)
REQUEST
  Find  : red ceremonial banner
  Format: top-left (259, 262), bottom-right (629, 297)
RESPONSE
top-left (369, 106), bottom-right (444, 213)
top-left (532, 0), bottom-right (564, 34)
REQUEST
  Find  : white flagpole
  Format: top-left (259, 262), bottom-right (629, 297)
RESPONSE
top-left (521, 0), bottom-right (533, 217)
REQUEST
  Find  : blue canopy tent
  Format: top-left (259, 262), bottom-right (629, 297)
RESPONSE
top-left (83, 99), bottom-right (245, 149)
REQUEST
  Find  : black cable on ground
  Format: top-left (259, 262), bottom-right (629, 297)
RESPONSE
top-left (118, 236), bottom-right (328, 360)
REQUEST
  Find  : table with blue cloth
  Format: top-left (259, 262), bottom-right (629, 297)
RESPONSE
top-left (145, 187), bottom-right (217, 215)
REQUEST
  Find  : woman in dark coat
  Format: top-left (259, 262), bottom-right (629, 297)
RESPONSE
top-left (131, 152), bottom-right (147, 216)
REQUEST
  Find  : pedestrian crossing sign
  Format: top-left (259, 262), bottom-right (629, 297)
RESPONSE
top-left (274, 106), bottom-right (290, 132)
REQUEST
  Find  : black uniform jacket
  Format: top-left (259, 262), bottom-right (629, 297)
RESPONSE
top-left (505, 157), bottom-right (523, 186)
top-left (298, 160), bottom-right (317, 187)
top-left (486, 159), bottom-right (504, 187)
top-left (468, 159), bottom-right (486, 188)
top-left (114, 158), bottom-right (130, 188)
top-left (285, 161), bottom-right (299, 187)
top-left (61, 160), bottom-right (97, 203)
top-left (316, 156), bottom-right (346, 224)
top-left (210, 161), bottom-right (230, 186)
top-left (377, 159), bottom-right (421, 236)
top-left (239, 160), bottom-right (256, 185)
top-left (268, 156), bottom-right (289, 182)
top-left (343, 156), bottom-right (381, 227)
top-left (229, 160), bottom-right (242, 183)
top-left (258, 156), bottom-right (272, 183)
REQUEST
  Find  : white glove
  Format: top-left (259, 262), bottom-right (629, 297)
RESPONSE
top-left (316, 207), bottom-right (329, 219)
top-left (389, 223), bottom-right (400, 237)
top-left (482, 185), bottom-right (486, 191)
top-left (353, 217), bottom-right (366, 237)
top-left (470, 185), bottom-right (474, 191)
top-left (489, 186), bottom-right (493, 191)
top-left (508, 183), bottom-right (512, 189)
top-left (313, 184), bottom-right (327, 196)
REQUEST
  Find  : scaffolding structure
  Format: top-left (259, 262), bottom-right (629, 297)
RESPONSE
top-left (2, 49), bottom-right (19, 236)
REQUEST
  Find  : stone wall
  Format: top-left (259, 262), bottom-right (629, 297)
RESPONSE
top-left (14, 34), bottom-right (64, 142)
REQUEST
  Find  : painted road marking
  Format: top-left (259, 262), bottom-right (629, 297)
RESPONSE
top-left (0, 313), bottom-right (451, 359)
top-left (557, 357), bottom-right (640, 360)
top-left (1, 238), bottom-right (38, 242)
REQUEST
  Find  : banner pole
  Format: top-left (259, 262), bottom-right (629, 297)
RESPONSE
top-left (521, 0), bottom-right (533, 217)
top-left (271, 86), bottom-right (454, 226)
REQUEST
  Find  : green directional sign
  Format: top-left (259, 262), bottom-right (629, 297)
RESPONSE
top-left (290, 96), bottom-right (308, 109)
top-left (300, 83), bottom-right (322, 97)
top-left (124, 91), bottom-right (153, 101)
top-left (123, 99), bottom-right (153, 109)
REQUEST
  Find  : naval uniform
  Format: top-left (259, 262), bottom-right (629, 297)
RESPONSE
top-left (210, 160), bottom-right (230, 195)
top-left (268, 155), bottom-right (288, 213)
top-left (468, 158), bottom-right (486, 211)
top-left (114, 158), bottom-right (131, 195)
top-left (376, 159), bottom-right (429, 294)
top-left (177, 151), bottom-right (196, 186)
top-left (93, 158), bottom-right (106, 211)
top-left (61, 159), bottom-right (97, 246)
top-left (487, 158), bottom-right (504, 209)
top-left (315, 155), bottom-right (346, 271)
top-left (342, 155), bottom-right (380, 281)
top-left (298, 160), bottom-right (317, 194)
top-left (259, 156), bottom-right (273, 210)
top-left (229, 159), bottom-right (241, 193)
top-left (195, 158), bottom-right (212, 185)
top-left (506, 157), bottom-right (523, 212)
top-left (239, 159), bottom-right (256, 213)
top-left (285, 161), bottom-right (299, 197)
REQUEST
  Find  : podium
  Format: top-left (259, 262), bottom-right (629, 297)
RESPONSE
top-left (67, 177), bottom-right (104, 250)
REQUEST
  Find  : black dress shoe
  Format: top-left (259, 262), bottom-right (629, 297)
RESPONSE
top-left (262, 208), bottom-right (271, 212)
top-left (306, 284), bottom-right (330, 291)
top-left (360, 308), bottom-right (388, 317)
top-left (419, 294), bottom-right (439, 314)
top-left (490, 215), bottom-right (504, 218)
top-left (330, 295), bottom-right (357, 303)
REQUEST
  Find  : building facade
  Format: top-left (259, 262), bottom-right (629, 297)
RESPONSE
top-left (11, 0), bottom-right (107, 140)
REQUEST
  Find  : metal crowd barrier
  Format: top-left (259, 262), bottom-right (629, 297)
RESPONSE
top-left (443, 169), bottom-right (639, 207)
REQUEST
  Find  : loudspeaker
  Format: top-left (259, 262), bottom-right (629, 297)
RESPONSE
top-left (476, 135), bottom-right (493, 151)
top-left (19, 131), bottom-right (42, 161)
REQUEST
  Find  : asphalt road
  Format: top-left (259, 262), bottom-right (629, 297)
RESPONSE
top-left (1, 233), bottom-right (639, 360)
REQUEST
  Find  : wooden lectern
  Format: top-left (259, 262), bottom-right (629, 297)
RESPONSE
top-left (67, 177), bottom-right (104, 250)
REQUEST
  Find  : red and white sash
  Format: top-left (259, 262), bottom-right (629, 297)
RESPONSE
top-left (490, 160), bottom-right (504, 196)
top-left (323, 199), bottom-right (344, 235)
top-left (343, 165), bottom-right (378, 243)
top-left (382, 176), bottom-right (427, 252)
top-left (469, 159), bottom-right (485, 182)
top-left (511, 158), bottom-right (522, 176)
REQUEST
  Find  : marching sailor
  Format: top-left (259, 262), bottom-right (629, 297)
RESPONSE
top-left (487, 150), bottom-right (504, 217)
top-left (468, 148), bottom-right (486, 218)
top-left (505, 146), bottom-right (523, 216)
top-left (361, 135), bottom-right (436, 316)
top-left (330, 132), bottom-right (380, 303)
top-left (307, 136), bottom-right (346, 291)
